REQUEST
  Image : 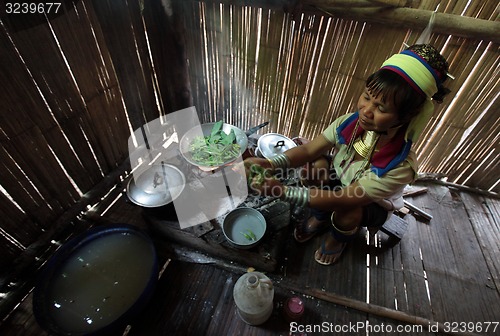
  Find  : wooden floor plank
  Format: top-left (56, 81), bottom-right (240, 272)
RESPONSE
top-left (460, 192), bottom-right (500, 292)
top-left (409, 185), bottom-right (500, 330)
top-left (396, 213), bottom-right (434, 320)
top-left (2, 182), bottom-right (499, 336)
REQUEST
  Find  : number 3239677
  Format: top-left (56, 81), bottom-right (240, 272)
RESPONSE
top-left (443, 321), bottom-right (498, 333)
top-left (5, 2), bottom-right (62, 14)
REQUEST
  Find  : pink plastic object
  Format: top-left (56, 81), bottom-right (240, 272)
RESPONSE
top-left (283, 296), bottom-right (304, 321)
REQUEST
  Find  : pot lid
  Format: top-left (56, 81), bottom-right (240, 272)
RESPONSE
top-left (127, 164), bottom-right (185, 207)
top-left (257, 133), bottom-right (296, 159)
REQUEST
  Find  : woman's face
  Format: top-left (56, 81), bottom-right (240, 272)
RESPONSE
top-left (357, 88), bottom-right (401, 132)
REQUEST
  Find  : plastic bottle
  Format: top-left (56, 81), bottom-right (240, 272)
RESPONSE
top-left (233, 271), bottom-right (274, 325)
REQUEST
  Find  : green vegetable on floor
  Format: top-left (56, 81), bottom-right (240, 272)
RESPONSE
top-left (189, 120), bottom-right (241, 166)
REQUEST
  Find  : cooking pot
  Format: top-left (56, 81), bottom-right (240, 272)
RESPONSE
top-left (126, 163), bottom-right (185, 208)
top-left (256, 133), bottom-right (296, 159)
top-left (33, 224), bottom-right (158, 336)
top-left (222, 207), bottom-right (266, 249)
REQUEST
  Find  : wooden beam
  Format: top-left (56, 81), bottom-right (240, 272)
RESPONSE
top-left (368, 0), bottom-right (417, 6)
top-left (416, 177), bottom-right (500, 199)
top-left (303, 2), bottom-right (500, 43)
top-left (194, 1), bottom-right (500, 43)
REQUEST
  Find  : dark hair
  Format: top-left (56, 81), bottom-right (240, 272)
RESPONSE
top-left (366, 69), bottom-right (425, 124)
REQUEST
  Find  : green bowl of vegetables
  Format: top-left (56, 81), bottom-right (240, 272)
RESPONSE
top-left (222, 207), bottom-right (266, 249)
top-left (179, 121), bottom-right (248, 169)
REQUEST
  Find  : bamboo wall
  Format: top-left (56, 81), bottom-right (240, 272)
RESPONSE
top-left (0, 0), bottom-right (498, 312)
top-left (181, 0), bottom-right (499, 192)
top-left (0, 0), bottom-right (185, 289)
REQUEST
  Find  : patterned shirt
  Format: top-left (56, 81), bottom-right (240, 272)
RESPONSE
top-left (322, 113), bottom-right (418, 211)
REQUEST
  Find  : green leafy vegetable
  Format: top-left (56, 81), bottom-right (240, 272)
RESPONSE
top-left (240, 229), bottom-right (257, 241)
top-left (189, 121), bottom-right (241, 167)
top-left (247, 164), bottom-right (271, 186)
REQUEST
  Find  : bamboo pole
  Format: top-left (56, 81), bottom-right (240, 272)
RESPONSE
top-left (279, 281), bottom-right (483, 336)
top-left (368, 0), bottom-right (416, 6)
top-left (193, 1), bottom-right (500, 43)
top-left (304, 3), bottom-right (500, 43)
top-left (416, 176), bottom-right (500, 199)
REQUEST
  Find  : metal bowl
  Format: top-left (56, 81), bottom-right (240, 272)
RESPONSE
top-left (222, 207), bottom-right (266, 249)
top-left (179, 122), bottom-right (248, 169)
top-left (33, 224), bottom-right (158, 336)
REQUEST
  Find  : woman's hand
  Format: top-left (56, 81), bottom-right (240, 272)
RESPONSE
top-left (249, 172), bottom-right (284, 198)
top-left (243, 157), bottom-right (272, 172)
top-left (243, 158), bottom-right (271, 183)
top-left (243, 158), bottom-right (284, 198)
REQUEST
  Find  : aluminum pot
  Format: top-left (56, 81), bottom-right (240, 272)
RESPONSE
top-left (256, 133), bottom-right (296, 159)
top-left (222, 207), bottom-right (266, 249)
top-left (126, 163), bottom-right (186, 208)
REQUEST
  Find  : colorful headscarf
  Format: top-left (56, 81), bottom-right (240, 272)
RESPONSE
top-left (381, 49), bottom-right (442, 142)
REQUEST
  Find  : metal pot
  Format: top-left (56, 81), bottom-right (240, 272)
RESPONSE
top-left (256, 133), bottom-right (296, 159)
top-left (126, 163), bottom-right (186, 207)
top-left (222, 207), bottom-right (266, 249)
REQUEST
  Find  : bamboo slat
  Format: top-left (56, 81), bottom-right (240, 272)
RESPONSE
top-left (141, 0), bottom-right (193, 113)
top-left (459, 192), bottom-right (500, 292)
top-left (0, 1), bottom-right (116, 189)
top-left (179, 0), bottom-right (499, 192)
top-left (48, 0), bottom-right (132, 170)
top-left (4, 127), bottom-right (78, 210)
top-left (0, 191), bottom-right (41, 247)
top-left (91, 0), bottom-right (160, 132)
top-left (0, 144), bottom-right (55, 226)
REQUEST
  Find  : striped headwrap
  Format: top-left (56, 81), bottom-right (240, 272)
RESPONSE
top-left (381, 48), bottom-right (443, 142)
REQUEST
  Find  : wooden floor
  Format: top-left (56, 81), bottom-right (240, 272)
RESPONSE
top-left (1, 182), bottom-right (499, 336)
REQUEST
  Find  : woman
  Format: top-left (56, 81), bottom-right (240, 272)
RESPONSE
top-left (245, 44), bottom-right (450, 266)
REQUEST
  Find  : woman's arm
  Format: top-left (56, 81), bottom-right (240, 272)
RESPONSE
top-left (308, 181), bottom-right (373, 212)
top-left (244, 134), bottom-right (333, 174)
top-left (284, 134), bottom-right (333, 168)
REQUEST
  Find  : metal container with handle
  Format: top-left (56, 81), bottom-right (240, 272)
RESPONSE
top-left (256, 133), bottom-right (296, 159)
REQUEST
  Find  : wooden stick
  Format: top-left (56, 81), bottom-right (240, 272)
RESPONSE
top-left (279, 281), bottom-right (482, 336)
top-left (417, 178), bottom-right (500, 200)
top-left (404, 200), bottom-right (433, 221)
